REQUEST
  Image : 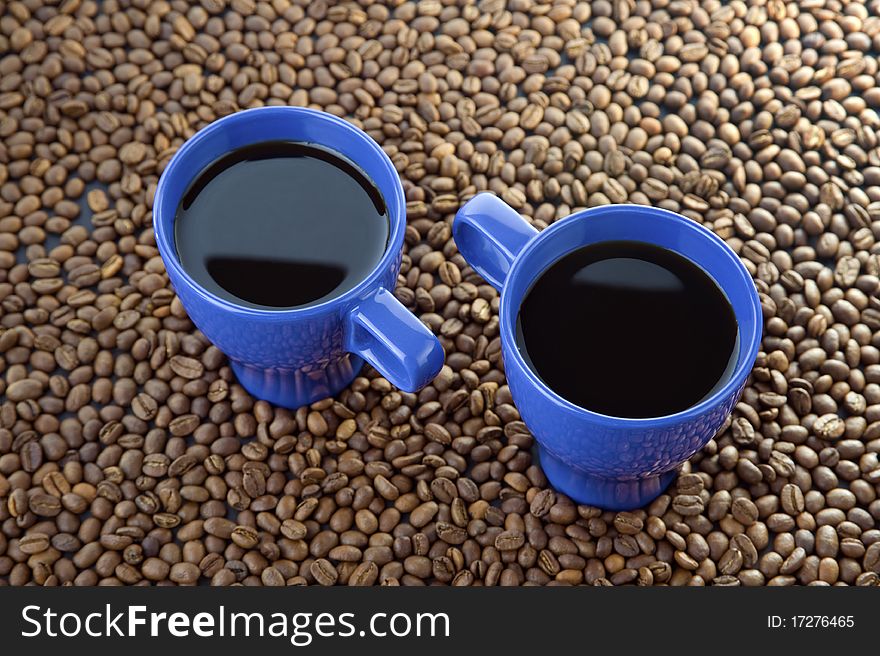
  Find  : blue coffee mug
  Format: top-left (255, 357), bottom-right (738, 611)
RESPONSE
top-left (154, 107), bottom-right (444, 409)
top-left (454, 194), bottom-right (762, 509)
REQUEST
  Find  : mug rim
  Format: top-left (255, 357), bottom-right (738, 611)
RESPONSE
top-left (498, 204), bottom-right (762, 427)
top-left (153, 106), bottom-right (406, 320)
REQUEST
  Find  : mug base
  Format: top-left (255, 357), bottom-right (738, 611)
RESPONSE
top-left (537, 446), bottom-right (678, 511)
top-left (230, 355), bottom-right (363, 410)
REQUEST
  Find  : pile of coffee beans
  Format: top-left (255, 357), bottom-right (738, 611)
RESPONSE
top-left (2, 0), bottom-right (880, 586)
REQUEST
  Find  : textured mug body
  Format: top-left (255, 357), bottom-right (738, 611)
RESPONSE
top-left (155, 107), bottom-right (444, 409)
top-left (454, 194), bottom-right (762, 509)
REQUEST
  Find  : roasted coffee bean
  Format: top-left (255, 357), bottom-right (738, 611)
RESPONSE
top-left (169, 356), bottom-right (204, 380)
top-left (732, 498), bottom-right (759, 526)
top-left (672, 495), bottom-right (704, 516)
top-left (780, 484), bottom-right (805, 515)
top-left (18, 533), bottom-right (51, 555)
top-left (230, 526), bottom-right (258, 550)
top-left (614, 512), bottom-right (644, 535)
top-left (310, 559), bottom-right (338, 586)
top-left (349, 561), bottom-right (379, 587)
top-left (530, 489), bottom-right (555, 518)
top-left (280, 520), bottom-right (307, 541)
top-left (132, 393), bottom-right (158, 421)
top-left (495, 530), bottom-right (525, 551)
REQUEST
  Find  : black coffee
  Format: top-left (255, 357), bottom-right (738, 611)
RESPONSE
top-left (174, 141), bottom-right (388, 309)
top-left (516, 241), bottom-right (737, 418)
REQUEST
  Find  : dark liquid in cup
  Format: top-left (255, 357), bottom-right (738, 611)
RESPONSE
top-left (174, 141), bottom-right (388, 309)
top-left (516, 241), bottom-right (738, 418)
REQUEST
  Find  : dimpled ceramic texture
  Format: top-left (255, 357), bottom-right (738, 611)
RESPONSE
top-left (155, 107), bottom-right (444, 409)
top-left (454, 194), bottom-right (762, 510)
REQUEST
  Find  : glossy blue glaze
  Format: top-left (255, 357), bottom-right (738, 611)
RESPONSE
top-left (454, 193), bottom-right (762, 510)
top-left (155, 107), bottom-right (444, 408)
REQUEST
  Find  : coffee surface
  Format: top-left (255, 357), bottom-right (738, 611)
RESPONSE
top-left (175, 141), bottom-right (388, 309)
top-left (516, 240), bottom-right (738, 418)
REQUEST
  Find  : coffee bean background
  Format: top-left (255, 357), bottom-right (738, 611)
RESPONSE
top-left (2, 0), bottom-right (880, 586)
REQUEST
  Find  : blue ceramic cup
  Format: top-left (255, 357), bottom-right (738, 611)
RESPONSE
top-left (454, 194), bottom-right (762, 510)
top-left (154, 107), bottom-right (444, 409)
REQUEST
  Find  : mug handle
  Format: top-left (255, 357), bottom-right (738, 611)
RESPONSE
top-left (346, 288), bottom-right (445, 392)
top-left (453, 193), bottom-right (539, 290)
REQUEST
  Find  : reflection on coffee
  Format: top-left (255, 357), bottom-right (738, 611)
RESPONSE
top-left (516, 240), bottom-right (737, 418)
top-left (175, 141), bottom-right (388, 309)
